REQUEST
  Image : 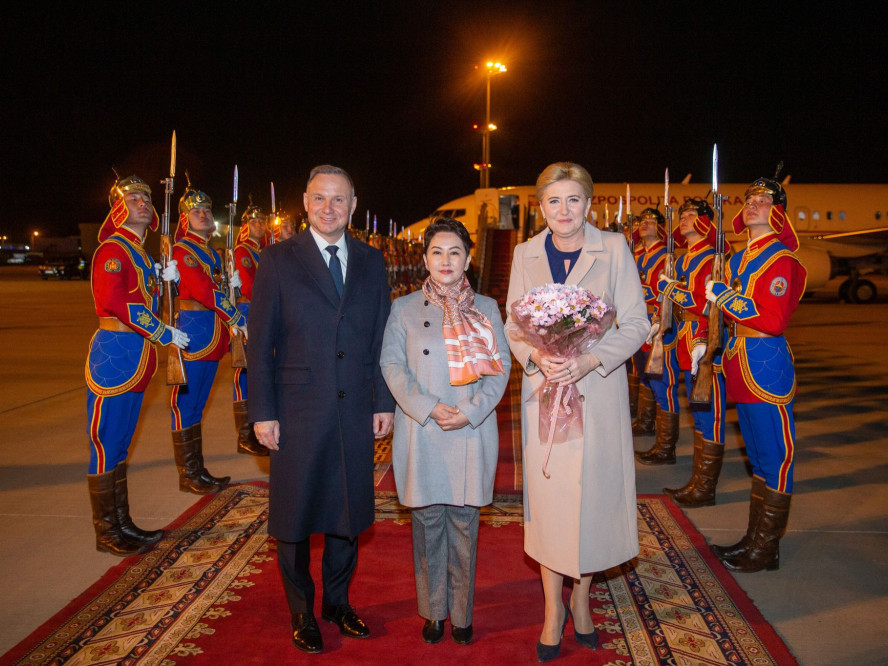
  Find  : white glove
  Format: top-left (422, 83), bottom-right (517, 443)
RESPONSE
top-left (154, 262), bottom-right (161, 280)
top-left (231, 324), bottom-right (248, 340)
top-left (705, 280), bottom-right (717, 303)
top-left (645, 321), bottom-right (660, 345)
top-left (691, 344), bottom-right (707, 375)
top-left (229, 269), bottom-right (242, 290)
top-left (169, 326), bottom-right (190, 349)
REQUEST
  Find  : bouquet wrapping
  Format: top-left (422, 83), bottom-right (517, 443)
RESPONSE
top-left (510, 284), bottom-right (616, 477)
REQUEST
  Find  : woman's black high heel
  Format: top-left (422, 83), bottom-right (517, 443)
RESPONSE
top-left (536, 604), bottom-right (570, 662)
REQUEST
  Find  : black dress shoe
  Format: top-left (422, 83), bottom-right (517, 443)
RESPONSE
top-left (321, 603), bottom-right (370, 639)
top-left (422, 619), bottom-right (445, 644)
top-left (451, 624), bottom-right (473, 645)
top-left (291, 613), bottom-right (323, 654)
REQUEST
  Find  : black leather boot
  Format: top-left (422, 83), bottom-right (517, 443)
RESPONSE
top-left (173, 424), bottom-right (229, 494)
top-left (88, 470), bottom-right (145, 556)
top-left (234, 399), bottom-right (268, 456)
top-left (631, 385), bottom-right (656, 436)
top-left (665, 436), bottom-right (724, 507)
top-left (113, 463), bottom-right (163, 545)
top-left (711, 476), bottom-right (765, 560)
top-left (635, 406), bottom-right (678, 465)
top-left (722, 485), bottom-right (791, 573)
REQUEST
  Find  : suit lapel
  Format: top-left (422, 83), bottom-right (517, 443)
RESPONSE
top-left (566, 224), bottom-right (602, 286)
top-left (341, 234), bottom-right (365, 305)
top-left (291, 232), bottom-right (341, 307)
top-left (524, 231), bottom-right (554, 287)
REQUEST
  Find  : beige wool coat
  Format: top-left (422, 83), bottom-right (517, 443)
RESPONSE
top-left (380, 290), bottom-right (511, 508)
top-left (506, 225), bottom-right (649, 577)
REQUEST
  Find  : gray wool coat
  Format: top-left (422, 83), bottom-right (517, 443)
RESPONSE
top-left (506, 225), bottom-right (649, 578)
top-left (380, 290), bottom-right (511, 508)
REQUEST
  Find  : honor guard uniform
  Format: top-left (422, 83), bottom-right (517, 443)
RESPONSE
top-left (630, 208), bottom-right (679, 439)
top-left (639, 199), bottom-right (727, 477)
top-left (232, 203), bottom-right (268, 456)
top-left (170, 180), bottom-right (246, 493)
top-left (707, 177), bottom-right (806, 572)
top-left (86, 174), bottom-right (189, 556)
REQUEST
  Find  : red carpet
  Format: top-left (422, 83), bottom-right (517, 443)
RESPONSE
top-left (2, 483), bottom-right (796, 665)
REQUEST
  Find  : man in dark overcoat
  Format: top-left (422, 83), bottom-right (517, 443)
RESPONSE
top-left (248, 165), bottom-right (395, 654)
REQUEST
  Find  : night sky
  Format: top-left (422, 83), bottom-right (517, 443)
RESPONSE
top-left (4, 1), bottom-right (886, 240)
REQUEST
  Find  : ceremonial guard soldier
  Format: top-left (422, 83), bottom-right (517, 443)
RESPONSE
top-left (231, 203), bottom-right (268, 456)
top-left (86, 174), bottom-right (189, 555)
top-left (707, 177), bottom-right (806, 572)
top-left (170, 180), bottom-right (246, 493)
top-left (638, 199), bottom-right (727, 484)
top-left (630, 208), bottom-right (678, 438)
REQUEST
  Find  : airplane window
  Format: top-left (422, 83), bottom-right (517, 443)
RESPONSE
top-left (839, 211), bottom-right (846, 220)
top-left (877, 212), bottom-right (882, 220)
top-left (826, 211), bottom-right (833, 220)
top-left (798, 211), bottom-right (807, 220)
top-left (813, 211), bottom-right (820, 220)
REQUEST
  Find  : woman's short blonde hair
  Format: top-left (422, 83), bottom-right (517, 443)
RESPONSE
top-left (535, 162), bottom-right (594, 202)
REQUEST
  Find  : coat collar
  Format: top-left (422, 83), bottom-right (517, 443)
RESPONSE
top-left (523, 225), bottom-right (604, 286)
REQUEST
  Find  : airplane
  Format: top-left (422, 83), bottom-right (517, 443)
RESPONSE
top-left (404, 180), bottom-right (888, 303)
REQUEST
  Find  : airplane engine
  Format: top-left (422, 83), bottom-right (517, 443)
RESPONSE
top-left (794, 244), bottom-right (833, 292)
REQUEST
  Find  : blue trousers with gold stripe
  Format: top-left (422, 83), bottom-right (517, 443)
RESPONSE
top-left (649, 346), bottom-right (680, 413)
top-left (170, 359), bottom-right (218, 430)
top-left (684, 369), bottom-right (726, 443)
top-left (86, 389), bottom-right (144, 474)
top-left (736, 401), bottom-right (796, 492)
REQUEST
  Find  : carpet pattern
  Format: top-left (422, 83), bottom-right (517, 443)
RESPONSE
top-left (3, 483), bottom-right (795, 665)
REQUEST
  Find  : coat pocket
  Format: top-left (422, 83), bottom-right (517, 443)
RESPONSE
top-left (275, 366), bottom-right (311, 385)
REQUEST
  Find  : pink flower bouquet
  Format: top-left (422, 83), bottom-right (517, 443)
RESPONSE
top-left (510, 284), bottom-right (616, 477)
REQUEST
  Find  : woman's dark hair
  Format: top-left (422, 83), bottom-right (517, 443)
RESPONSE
top-left (423, 217), bottom-right (473, 254)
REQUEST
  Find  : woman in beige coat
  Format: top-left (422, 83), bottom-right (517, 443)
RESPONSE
top-left (381, 218), bottom-right (510, 646)
top-left (505, 163), bottom-right (648, 661)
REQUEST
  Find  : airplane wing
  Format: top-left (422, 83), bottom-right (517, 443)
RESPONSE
top-left (806, 226), bottom-right (888, 243)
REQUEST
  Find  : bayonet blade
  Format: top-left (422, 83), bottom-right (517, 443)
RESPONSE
top-left (270, 182), bottom-right (276, 214)
top-left (626, 183), bottom-right (631, 215)
top-left (712, 144), bottom-right (719, 194)
top-left (664, 168), bottom-right (670, 208)
top-left (233, 165), bottom-right (239, 204)
top-left (170, 131), bottom-right (177, 179)
top-left (617, 196), bottom-right (623, 223)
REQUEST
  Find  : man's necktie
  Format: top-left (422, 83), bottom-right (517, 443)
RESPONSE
top-left (327, 245), bottom-right (344, 296)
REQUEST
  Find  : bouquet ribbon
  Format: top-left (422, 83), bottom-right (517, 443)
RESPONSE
top-left (541, 381), bottom-right (581, 478)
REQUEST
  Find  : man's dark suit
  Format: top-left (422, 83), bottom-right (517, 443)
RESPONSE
top-left (247, 229), bottom-right (394, 614)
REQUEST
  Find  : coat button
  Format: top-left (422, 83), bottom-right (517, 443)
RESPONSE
top-left (423, 321), bottom-right (430, 327)
top-left (337, 351), bottom-right (345, 359)
top-left (338, 390), bottom-right (346, 399)
top-left (423, 349), bottom-right (429, 355)
top-left (424, 300), bottom-right (429, 306)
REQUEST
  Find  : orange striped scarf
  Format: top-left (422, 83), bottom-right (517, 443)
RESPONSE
top-left (422, 276), bottom-right (505, 386)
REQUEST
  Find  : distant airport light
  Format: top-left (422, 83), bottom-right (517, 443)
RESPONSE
top-left (477, 59), bottom-right (507, 188)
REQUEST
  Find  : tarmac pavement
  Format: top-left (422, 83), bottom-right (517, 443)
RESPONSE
top-left (1, 265), bottom-right (886, 664)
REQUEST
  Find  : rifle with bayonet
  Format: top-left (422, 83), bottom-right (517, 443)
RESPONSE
top-left (269, 182), bottom-right (277, 244)
top-left (690, 144), bottom-right (725, 406)
top-left (225, 165), bottom-right (247, 369)
top-left (644, 168), bottom-right (673, 380)
top-left (625, 184), bottom-right (636, 256)
top-left (160, 131), bottom-right (187, 385)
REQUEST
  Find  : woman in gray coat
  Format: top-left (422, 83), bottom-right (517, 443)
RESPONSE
top-left (380, 218), bottom-right (510, 646)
